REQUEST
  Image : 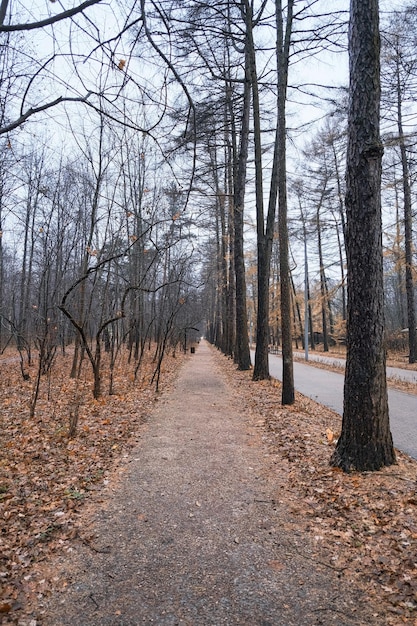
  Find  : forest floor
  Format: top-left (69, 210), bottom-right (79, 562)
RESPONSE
top-left (1, 343), bottom-right (417, 624)
top-left (0, 346), bottom-right (188, 624)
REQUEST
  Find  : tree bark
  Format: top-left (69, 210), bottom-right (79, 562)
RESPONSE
top-left (276, 0), bottom-right (294, 403)
top-left (246, 0), bottom-right (269, 380)
top-left (331, 0), bottom-right (395, 472)
top-left (252, 0), bottom-right (294, 401)
top-left (233, 29), bottom-right (251, 371)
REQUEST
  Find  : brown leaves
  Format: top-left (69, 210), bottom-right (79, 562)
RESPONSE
top-left (325, 427), bottom-right (337, 444)
top-left (0, 602), bottom-right (12, 613)
top-left (0, 347), bottom-right (185, 623)
top-left (219, 354), bottom-right (417, 624)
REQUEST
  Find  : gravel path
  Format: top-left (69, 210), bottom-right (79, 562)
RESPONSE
top-left (43, 341), bottom-right (379, 626)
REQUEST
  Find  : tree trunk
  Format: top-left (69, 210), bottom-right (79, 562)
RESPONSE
top-left (276, 0), bottom-right (294, 403)
top-left (291, 272), bottom-right (303, 348)
top-left (0, 203), bottom-right (3, 350)
top-left (207, 141), bottom-right (228, 354)
top-left (396, 60), bottom-right (417, 363)
top-left (252, 0), bottom-right (294, 399)
top-left (332, 209), bottom-right (347, 322)
top-left (233, 34), bottom-right (251, 371)
top-left (393, 186), bottom-right (406, 328)
top-left (227, 167), bottom-right (236, 358)
top-left (331, 0), bottom-right (395, 472)
top-left (317, 207), bottom-right (329, 352)
top-left (224, 71), bottom-right (236, 358)
top-left (330, 141), bottom-right (347, 322)
top-left (247, 0), bottom-right (269, 381)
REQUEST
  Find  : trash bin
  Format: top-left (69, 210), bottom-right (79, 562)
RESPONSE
top-left (190, 346), bottom-right (195, 354)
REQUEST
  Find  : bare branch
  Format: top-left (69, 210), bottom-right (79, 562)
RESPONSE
top-left (0, 0), bottom-right (8, 26)
top-left (0, 94), bottom-right (93, 135)
top-left (0, 0), bottom-right (103, 32)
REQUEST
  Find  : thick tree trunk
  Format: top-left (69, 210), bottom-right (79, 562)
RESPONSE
top-left (253, 243), bottom-right (271, 379)
top-left (252, 0), bottom-right (294, 398)
top-left (276, 0), bottom-right (294, 403)
top-left (241, 0), bottom-right (270, 380)
top-left (331, 0), bottom-right (395, 472)
top-left (233, 40), bottom-right (251, 371)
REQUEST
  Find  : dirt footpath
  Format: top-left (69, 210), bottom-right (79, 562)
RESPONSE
top-left (42, 341), bottom-right (379, 626)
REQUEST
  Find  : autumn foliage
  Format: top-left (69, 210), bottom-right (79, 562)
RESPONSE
top-left (0, 347), bottom-right (185, 622)
top-left (222, 360), bottom-right (417, 624)
top-left (1, 346), bottom-right (417, 624)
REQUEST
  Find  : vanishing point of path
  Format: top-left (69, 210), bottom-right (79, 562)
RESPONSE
top-left (43, 341), bottom-right (380, 626)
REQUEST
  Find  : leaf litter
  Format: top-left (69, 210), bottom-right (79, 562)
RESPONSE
top-left (1, 345), bottom-right (416, 625)
top-left (219, 354), bottom-right (417, 625)
top-left (0, 347), bottom-right (185, 625)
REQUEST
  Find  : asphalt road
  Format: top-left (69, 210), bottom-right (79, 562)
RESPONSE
top-left (251, 351), bottom-right (417, 461)
top-left (292, 351), bottom-right (417, 385)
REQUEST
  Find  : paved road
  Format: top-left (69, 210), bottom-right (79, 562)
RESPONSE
top-left (251, 351), bottom-right (417, 461)
top-left (292, 351), bottom-right (417, 384)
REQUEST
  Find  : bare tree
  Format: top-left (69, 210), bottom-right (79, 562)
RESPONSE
top-left (250, 0), bottom-right (294, 406)
top-left (233, 7), bottom-right (252, 370)
top-left (381, 6), bottom-right (417, 362)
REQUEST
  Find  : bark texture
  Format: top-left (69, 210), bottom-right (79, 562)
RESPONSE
top-left (331, 0), bottom-right (396, 472)
top-left (276, 0), bottom-right (294, 403)
top-left (233, 39), bottom-right (252, 371)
